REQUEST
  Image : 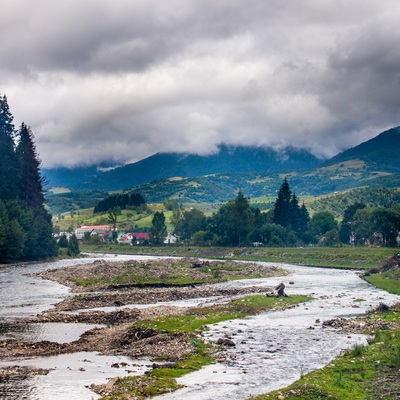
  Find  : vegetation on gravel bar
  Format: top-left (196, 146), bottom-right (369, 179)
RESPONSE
top-left (99, 295), bottom-right (310, 399)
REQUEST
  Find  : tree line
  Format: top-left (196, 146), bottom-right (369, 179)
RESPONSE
top-left (0, 94), bottom-right (57, 262)
top-left (93, 192), bottom-right (146, 213)
top-left (167, 178), bottom-right (400, 247)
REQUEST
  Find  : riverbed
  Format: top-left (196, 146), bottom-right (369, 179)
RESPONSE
top-left (0, 255), bottom-right (399, 399)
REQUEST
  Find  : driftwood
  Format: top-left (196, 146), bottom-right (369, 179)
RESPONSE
top-left (266, 282), bottom-right (287, 297)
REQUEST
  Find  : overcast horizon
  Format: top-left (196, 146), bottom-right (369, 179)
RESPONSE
top-left (1, 1), bottom-right (399, 169)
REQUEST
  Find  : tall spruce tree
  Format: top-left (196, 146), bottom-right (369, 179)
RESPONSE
top-left (273, 178), bottom-right (291, 227)
top-left (16, 123), bottom-right (45, 209)
top-left (0, 94), bottom-right (18, 200)
top-left (0, 95), bottom-right (57, 261)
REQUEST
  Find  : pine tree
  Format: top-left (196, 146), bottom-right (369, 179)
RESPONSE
top-left (0, 96), bottom-right (57, 261)
top-left (0, 94), bottom-right (18, 200)
top-left (297, 202), bottom-right (310, 240)
top-left (273, 178), bottom-right (291, 227)
top-left (16, 123), bottom-right (45, 209)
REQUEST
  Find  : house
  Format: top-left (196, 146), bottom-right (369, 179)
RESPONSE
top-left (75, 225), bottom-right (113, 239)
top-left (118, 232), bottom-right (150, 245)
top-left (164, 232), bottom-right (178, 244)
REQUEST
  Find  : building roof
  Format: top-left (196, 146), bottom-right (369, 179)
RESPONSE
top-left (79, 225), bottom-right (112, 230)
top-left (129, 232), bottom-right (150, 240)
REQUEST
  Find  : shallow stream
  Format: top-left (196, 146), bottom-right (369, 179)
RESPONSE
top-left (0, 255), bottom-right (399, 399)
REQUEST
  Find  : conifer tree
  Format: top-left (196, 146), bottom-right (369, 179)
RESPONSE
top-left (16, 123), bottom-right (45, 209)
top-left (297, 202), bottom-right (310, 240)
top-left (273, 178), bottom-right (291, 227)
top-left (0, 96), bottom-right (57, 261)
top-left (0, 94), bottom-right (18, 200)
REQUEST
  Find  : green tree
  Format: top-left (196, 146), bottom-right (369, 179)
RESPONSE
top-left (307, 211), bottom-right (338, 244)
top-left (15, 123), bottom-right (45, 209)
top-left (297, 202), bottom-right (310, 240)
top-left (352, 208), bottom-right (373, 245)
top-left (108, 207), bottom-right (119, 231)
top-left (248, 222), bottom-right (288, 246)
top-left (150, 211), bottom-right (167, 244)
top-left (273, 178), bottom-right (291, 227)
top-left (0, 94), bottom-right (18, 200)
top-left (0, 201), bottom-right (9, 259)
top-left (0, 96), bottom-right (57, 261)
top-left (174, 208), bottom-right (207, 241)
top-left (371, 207), bottom-right (400, 247)
top-left (67, 234), bottom-right (80, 256)
top-left (339, 203), bottom-right (366, 244)
top-left (7, 219), bottom-right (26, 259)
top-left (209, 191), bottom-right (253, 246)
top-left (59, 234), bottom-right (69, 248)
top-left (191, 230), bottom-right (208, 245)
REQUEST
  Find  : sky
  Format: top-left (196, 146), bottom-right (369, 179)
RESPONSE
top-left (1, 0), bottom-right (400, 169)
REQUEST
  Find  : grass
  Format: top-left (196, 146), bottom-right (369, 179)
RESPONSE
top-left (80, 244), bottom-right (395, 270)
top-left (134, 295), bottom-right (310, 334)
top-left (248, 304), bottom-right (400, 400)
top-left (364, 268), bottom-right (400, 295)
top-left (99, 295), bottom-right (310, 400)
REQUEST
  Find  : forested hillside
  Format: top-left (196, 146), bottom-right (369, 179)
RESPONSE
top-left (308, 187), bottom-right (400, 218)
top-left (0, 95), bottom-right (57, 262)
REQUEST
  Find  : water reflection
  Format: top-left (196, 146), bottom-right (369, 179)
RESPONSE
top-left (0, 375), bottom-right (37, 400)
top-left (0, 352), bottom-right (152, 400)
top-left (0, 322), bottom-right (103, 343)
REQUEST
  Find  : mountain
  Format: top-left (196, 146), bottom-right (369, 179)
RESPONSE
top-left (326, 126), bottom-right (400, 171)
top-left (43, 126), bottom-right (400, 208)
top-left (42, 145), bottom-right (323, 190)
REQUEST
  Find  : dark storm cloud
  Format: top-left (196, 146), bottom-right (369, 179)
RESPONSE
top-left (0, 0), bottom-right (399, 167)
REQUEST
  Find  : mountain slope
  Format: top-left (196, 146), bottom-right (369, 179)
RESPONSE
top-left (326, 126), bottom-right (400, 171)
top-left (43, 145), bottom-right (323, 190)
top-left (43, 126), bottom-right (400, 203)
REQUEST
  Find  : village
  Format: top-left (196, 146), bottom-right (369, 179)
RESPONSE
top-left (66, 224), bottom-right (179, 246)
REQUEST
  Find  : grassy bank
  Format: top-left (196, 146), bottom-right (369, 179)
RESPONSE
top-left (99, 295), bottom-right (310, 399)
top-left (249, 304), bottom-right (400, 400)
top-left (80, 244), bottom-right (395, 270)
top-left (364, 268), bottom-right (400, 295)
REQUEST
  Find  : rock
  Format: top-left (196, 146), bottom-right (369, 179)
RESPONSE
top-left (275, 283), bottom-right (286, 296)
top-left (217, 338), bottom-right (236, 347)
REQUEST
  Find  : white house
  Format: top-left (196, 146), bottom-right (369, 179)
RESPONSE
top-left (164, 232), bottom-right (178, 244)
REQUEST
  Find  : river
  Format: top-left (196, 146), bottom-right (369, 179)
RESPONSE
top-left (0, 254), bottom-right (399, 399)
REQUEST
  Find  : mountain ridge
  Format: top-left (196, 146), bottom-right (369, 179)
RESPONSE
top-left (326, 126), bottom-right (400, 171)
top-left (43, 144), bottom-right (323, 190)
top-left (43, 126), bottom-right (400, 201)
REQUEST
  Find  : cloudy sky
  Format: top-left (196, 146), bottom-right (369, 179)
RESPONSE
top-left (1, 0), bottom-right (399, 168)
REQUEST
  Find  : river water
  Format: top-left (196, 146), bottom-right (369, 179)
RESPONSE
top-left (0, 255), bottom-right (399, 400)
